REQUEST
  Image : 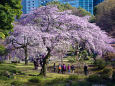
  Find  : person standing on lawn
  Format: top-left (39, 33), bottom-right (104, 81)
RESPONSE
top-left (71, 65), bottom-right (75, 73)
top-left (67, 64), bottom-right (71, 73)
top-left (53, 63), bottom-right (56, 72)
top-left (62, 64), bottom-right (66, 74)
top-left (84, 64), bottom-right (88, 75)
top-left (58, 63), bottom-right (62, 73)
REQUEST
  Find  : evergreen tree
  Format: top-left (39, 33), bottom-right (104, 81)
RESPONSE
top-left (0, 0), bottom-right (22, 37)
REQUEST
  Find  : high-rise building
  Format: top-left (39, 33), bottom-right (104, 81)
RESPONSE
top-left (78, 0), bottom-right (94, 14)
top-left (21, 0), bottom-right (104, 14)
top-left (57, 0), bottom-right (93, 14)
top-left (22, 0), bottom-right (39, 14)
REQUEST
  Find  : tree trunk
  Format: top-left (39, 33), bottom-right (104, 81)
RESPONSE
top-left (40, 58), bottom-right (47, 76)
top-left (39, 47), bottom-right (51, 77)
top-left (61, 56), bottom-right (63, 64)
top-left (24, 46), bottom-right (28, 65)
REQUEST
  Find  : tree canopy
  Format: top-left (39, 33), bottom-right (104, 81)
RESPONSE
top-left (47, 1), bottom-right (91, 17)
top-left (0, 0), bottom-right (22, 37)
top-left (5, 5), bottom-right (115, 76)
top-left (94, 0), bottom-right (115, 37)
top-left (6, 5), bottom-right (115, 60)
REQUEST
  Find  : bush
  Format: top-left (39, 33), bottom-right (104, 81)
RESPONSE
top-left (67, 56), bottom-right (76, 63)
top-left (100, 67), bottom-right (113, 80)
top-left (87, 74), bottom-right (102, 83)
top-left (0, 45), bottom-right (6, 55)
top-left (0, 76), bottom-right (9, 80)
top-left (112, 71), bottom-right (115, 81)
top-left (28, 77), bottom-right (42, 83)
top-left (68, 75), bottom-right (78, 80)
top-left (72, 7), bottom-right (91, 17)
top-left (89, 15), bottom-right (96, 23)
top-left (0, 32), bottom-right (5, 39)
top-left (47, 1), bottom-right (74, 11)
top-left (11, 81), bottom-right (24, 86)
top-left (94, 59), bottom-right (106, 69)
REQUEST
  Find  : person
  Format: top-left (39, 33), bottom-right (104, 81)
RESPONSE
top-left (53, 63), bottom-right (56, 72)
top-left (40, 58), bottom-right (43, 67)
top-left (67, 64), bottom-right (71, 73)
top-left (84, 64), bottom-right (88, 75)
top-left (62, 64), bottom-right (66, 74)
top-left (58, 63), bottom-right (62, 73)
top-left (71, 65), bottom-right (75, 73)
top-left (33, 58), bottom-right (38, 70)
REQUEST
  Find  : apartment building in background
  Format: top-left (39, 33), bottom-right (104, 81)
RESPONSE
top-left (22, 0), bottom-right (39, 14)
top-left (22, 0), bottom-right (104, 14)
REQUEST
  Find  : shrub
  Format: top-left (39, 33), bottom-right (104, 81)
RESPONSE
top-left (68, 75), bottom-right (78, 80)
top-left (100, 67), bottom-right (113, 80)
top-left (87, 74), bottom-right (102, 83)
top-left (11, 81), bottom-right (24, 86)
top-left (67, 56), bottom-right (76, 63)
top-left (72, 7), bottom-right (91, 17)
top-left (28, 77), bottom-right (42, 83)
top-left (0, 76), bottom-right (9, 80)
top-left (89, 15), bottom-right (96, 23)
top-left (94, 59), bottom-right (106, 69)
top-left (0, 45), bottom-right (6, 55)
top-left (0, 32), bottom-right (5, 39)
top-left (112, 71), bottom-right (115, 81)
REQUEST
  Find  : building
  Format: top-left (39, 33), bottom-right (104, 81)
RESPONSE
top-left (22, 0), bottom-right (39, 14)
top-left (78, 0), bottom-right (94, 14)
top-left (21, 0), bottom-right (104, 14)
top-left (39, 0), bottom-right (94, 14)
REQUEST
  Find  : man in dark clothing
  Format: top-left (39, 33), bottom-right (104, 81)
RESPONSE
top-left (84, 65), bottom-right (88, 75)
top-left (62, 64), bottom-right (66, 74)
top-left (71, 65), bottom-right (75, 73)
top-left (33, 58), bottom-right (38, 70)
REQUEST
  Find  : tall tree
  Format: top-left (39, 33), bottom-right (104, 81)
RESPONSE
top-left (0, 0), bottom-right (22, 36)
top-left (6, 5), bottom-right (114, 76)
top-left (94, 0), bottom-right (115, 37)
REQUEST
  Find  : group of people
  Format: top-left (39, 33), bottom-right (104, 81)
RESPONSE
top-left (53, 63), bottom-right (75, 74)
top-left (53, 63), bottom-right (88, 75)
top-left (33, 57), bottom-right (88, 75)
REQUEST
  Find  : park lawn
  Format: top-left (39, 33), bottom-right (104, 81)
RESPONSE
top-left (0, 62), bottom-right (89, 86)
top-left (0, 63), bottom-right (81, 86)
top-left (0, 62), bottom-right (114, 86)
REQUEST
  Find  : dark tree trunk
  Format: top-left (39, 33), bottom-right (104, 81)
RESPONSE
top-left (24, 46), bottom-right (28, 65)
top-left (40, 58), bottom-right (47, 76)
top-left (40, 47), bottom-right (51, 77)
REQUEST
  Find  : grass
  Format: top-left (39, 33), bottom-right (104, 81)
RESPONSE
top-left (0, 61), bottom-right (115, 86)
top-left (0, 62), bottom-right (85, 86)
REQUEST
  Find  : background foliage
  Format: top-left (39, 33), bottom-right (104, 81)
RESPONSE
top-left (0, 0), bottom-right (22, 36)
top-left (94, 0), bottom-right (115, 37)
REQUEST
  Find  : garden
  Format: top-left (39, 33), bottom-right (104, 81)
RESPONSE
top-left (0, 0), bottom-right (115, 86)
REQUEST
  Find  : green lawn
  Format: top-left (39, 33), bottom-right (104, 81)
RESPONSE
top-left (0, 62), bottom-right (115, 86)
top-left (0, 62), bottom-right (85, 86)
